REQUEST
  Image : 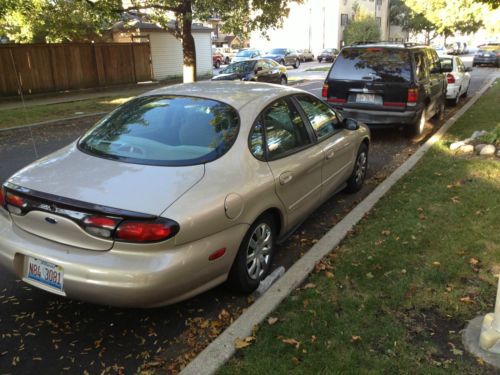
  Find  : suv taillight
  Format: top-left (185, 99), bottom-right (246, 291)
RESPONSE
top-left (447, 73), bottom-right (455, 84)
top-left (322, 84), bottom-right (328, 97)
top-left (115, 219), bottom-right (179, 243)
top-left (0, 186), bottom-right (5, 207)
top-left (407, 88), bottom-right (419, 105)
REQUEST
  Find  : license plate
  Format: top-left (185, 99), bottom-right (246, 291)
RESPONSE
top-left (356, 94), bottom-right (376, 103)
top-left (26, 257), bottom-right (64, 292)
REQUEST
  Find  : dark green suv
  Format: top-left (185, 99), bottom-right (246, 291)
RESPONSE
top-left (322, 43), bottom-right (447, 137)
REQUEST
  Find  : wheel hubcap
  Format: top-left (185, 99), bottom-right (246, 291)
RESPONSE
top-left (246, 223), bottom-right (273, 280)
top-left (354, 152), bottom-right (367, 185)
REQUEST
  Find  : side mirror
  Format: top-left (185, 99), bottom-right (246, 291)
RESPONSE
top-left (343, 118), bottom-right (359, 131)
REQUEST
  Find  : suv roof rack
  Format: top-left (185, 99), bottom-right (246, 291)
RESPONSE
top-left (348, 41), bottom-right (427, 48)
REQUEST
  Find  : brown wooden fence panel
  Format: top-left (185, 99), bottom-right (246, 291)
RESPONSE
top-left (0, 42), bottom-right (152, 97)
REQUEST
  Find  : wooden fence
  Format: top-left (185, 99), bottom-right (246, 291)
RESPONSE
top-left (0, 42), bottom-right (152, 97)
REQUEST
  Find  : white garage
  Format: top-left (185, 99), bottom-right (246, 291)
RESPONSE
top-left (112, 20), bottom-right (213, 81)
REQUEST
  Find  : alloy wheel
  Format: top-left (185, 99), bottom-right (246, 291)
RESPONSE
top-left (246, 223), bottom-right (273, 280)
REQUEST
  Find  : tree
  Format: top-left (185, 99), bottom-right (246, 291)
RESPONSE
top-left (389, 0), bottom-right (438, 44)
top-left (87, 0), bottom-right (299, 83)
top-left (343, 4), bottom-right (381, 45)
top-left (0, 0), bottom-right (118, 43)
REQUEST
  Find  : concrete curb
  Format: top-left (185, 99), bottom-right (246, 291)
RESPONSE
top-left (463, 316), bottom-right (500, 369)
top-left (0, 112), bottom-right (108, 133)
top-left (180, 78), bottom-right (498, 375)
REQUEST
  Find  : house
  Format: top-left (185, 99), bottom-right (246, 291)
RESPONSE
top-left (111, 19), bottom-right (213, 80)
top-left (249, 0), bottom-right (390, 54)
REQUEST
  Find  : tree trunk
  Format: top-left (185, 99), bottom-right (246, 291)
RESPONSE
top-left (181, 0), bottom-right (196, 83)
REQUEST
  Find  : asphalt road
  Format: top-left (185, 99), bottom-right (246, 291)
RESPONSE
top-left (0, 65), bottom-right (498, 374)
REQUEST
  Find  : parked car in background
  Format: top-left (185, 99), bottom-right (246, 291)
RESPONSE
top-left (212, 59), bottom-right (288, 85)
top-left (317, 48), bottom-right (339, 63)
top-left (323, 42), bottom-right (447, 137)
top-left (262, 48), bottom-right (301, 68)
top-left (297, 49), bottom-right (314, 62)
top-left (0, 82), bottom-right (370, 307)
top-left (433, 45), bottom-right (446, 56)
top-left (212, 49), bottom-right (224, 68)
top-left (232, 48), bottom-right (261, 63)
top-left (214, 47), bottom-right (234, 65)
top-left (439, 55), bottom-right (471, 106)
top-left (473, 44), bottom-right (500, 67)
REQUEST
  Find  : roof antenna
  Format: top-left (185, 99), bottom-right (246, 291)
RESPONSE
top-left (9, 49), bottom-right (39, 159)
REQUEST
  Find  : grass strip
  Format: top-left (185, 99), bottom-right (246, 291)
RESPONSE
top-left (220, 82), bottom-right (500, 374)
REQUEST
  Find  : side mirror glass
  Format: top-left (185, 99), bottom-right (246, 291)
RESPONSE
top-left (343, 118), bottom-right (359, 131)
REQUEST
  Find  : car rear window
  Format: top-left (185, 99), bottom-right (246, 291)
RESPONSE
top-left (439, 57), bottom-right (453, 71)
top-left (329, 48), bottom-right (411, 82)
top-left (78, 96), bottom-right (239, 166)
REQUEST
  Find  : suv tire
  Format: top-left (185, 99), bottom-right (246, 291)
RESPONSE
top-left (406, 107), bottom-right (426, 137)
top-left (227, 214), bottom-right (276, 293)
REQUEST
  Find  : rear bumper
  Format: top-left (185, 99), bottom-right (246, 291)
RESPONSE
top-left (332, 105), bottom-right (419, 126)
top-left (446, 84), bottom-right (460, 99)
top-left (0, 209), bottom-right (248, 308)
top-left (473, 57), bottom-right (498, 65)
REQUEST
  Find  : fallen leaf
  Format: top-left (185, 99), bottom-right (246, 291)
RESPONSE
top-left (324, 271), bottom-right (334, 279)
top-left (451, 196), bottom-right (460, 204)
top-left (351, 335), bottom-right (362, 343)
top-left (234, 336), bottom-right (254, 349)
top-left (292, 356), bottom-right (300, 365)
top-left (469, 258), bottom-right (479, 266)
top-left (460, 296), bottom-right (474, 304)
top-left (311, 335), bottom-right (317, 343)
top-left (432, 261), bottom-right (441, 267)
top-left (366, 272), bottom-right (374, 279)
top-left (303, 283), bottom-right (316, 290)
top-left (267, 317), bottom-right (278, 325)
top-left (281, 338), bottom-right (301, 348)
top-left (451, 348), bottom-right (463, 356)
top-left (381, 230), bottom-right (391, 236)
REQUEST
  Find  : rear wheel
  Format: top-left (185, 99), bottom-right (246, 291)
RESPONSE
top-left (318, 58), bottom-right (322, 63)
top-left (406, 107), bottom-right (426, 137)
top-left (434, 98), bottom-right (446, 120)
top-left (345, 143), bottom-right (368, 193)
top-left (227, 214), bottom-right (276, 293)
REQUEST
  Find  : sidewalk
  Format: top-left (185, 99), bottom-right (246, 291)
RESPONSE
top-left (0, 82), bottom-right (165, 111)
top-left (214, 82), bottom-right (500, 374)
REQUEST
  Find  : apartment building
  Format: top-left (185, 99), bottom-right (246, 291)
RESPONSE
top-left (249, 0), bottom-right (390, 54)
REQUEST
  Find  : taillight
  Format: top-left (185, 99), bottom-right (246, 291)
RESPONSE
top-left (0, 186), bottom-right (5, 207)
top-left (115, 219), bottom-right (179, 243)
top-left (447, 73), bottom-right (455, 84)
top-left (322, 84), bottom-right (328, 97)
top-left (6, 192), bottom-right (27, 208)
top-left (83, 216), bottom-right (120, 238)
top-left (407, 88), bottom-right (419, 104)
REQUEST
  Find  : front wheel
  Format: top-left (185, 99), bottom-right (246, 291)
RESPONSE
top-left (294, 59), bottom-right (300, 69)
top-left (227, 214), bottom-right (276, 293)
top-left (345, 143), bottom-right (368, 193)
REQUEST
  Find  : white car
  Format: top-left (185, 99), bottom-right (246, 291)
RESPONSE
top-left (440, 55), bottom-right (472, 106)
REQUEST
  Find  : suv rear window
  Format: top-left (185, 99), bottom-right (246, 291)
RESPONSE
top-left (329, 48), bottom-right (411, 82)
top-left (78, 96), bottom-right (239, 166)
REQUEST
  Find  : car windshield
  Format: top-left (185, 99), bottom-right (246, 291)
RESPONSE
top-left (220, 60), bottom-right (256, 74)
top-left (269, 48), bottom-right (286, 55)
top-left (236, 50), bottom-right (254, 57)
top-left (78, 96), bottom-right (239, 166)
top-left (322, 49), bottom-right (333, 53)
top-left (329, 48), bottom-right (411, 82)
top-left (439, 57), bottom-right (453, 71)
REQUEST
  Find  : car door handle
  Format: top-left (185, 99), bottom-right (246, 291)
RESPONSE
top-left (279, 172), bottom-right (293, 185)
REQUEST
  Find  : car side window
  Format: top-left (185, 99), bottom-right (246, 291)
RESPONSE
top-left (295, 95), bottom-right (340, 140)
top-left (249, 123), bottom-right (265, 160)
top-left (261, 99), bottom-right (312, 160)
top-left (414, 52), bottom-right (427, 81)
top-left (255, 60), bottom-right (266, 71)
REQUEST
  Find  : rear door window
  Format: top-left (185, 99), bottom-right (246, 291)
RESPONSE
top-left (295, 95), bottom-right (340, 140)
top-left (329, 48), bottom-right (411, 82)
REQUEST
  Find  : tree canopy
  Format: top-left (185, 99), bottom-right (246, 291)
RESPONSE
top-left (343, 4), bottom-right (381, 45)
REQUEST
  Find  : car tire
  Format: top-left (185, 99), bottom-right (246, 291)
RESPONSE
top-left (214, 60), bottom-right (221, 69)
top-left (280, 59), bottom-right (285, 66)
top-left (227, 214), bottom-right (276, 293)
top-left (280, 76), bottom-right (288, 85)
top-left (225, 57), bottom-right (230, 65)
top-left (345, 143), bottom-right (368, 193)
top-left (406, 107), bottom-right (426, 137)
top-left (462, 84), bottom-right (469, 97)
top-left (449, 90), bottom-right (460, 106)
top-left (294, 59), bottom-right (300, 69)
top-left (318, 58), bottom-right (322, 63)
